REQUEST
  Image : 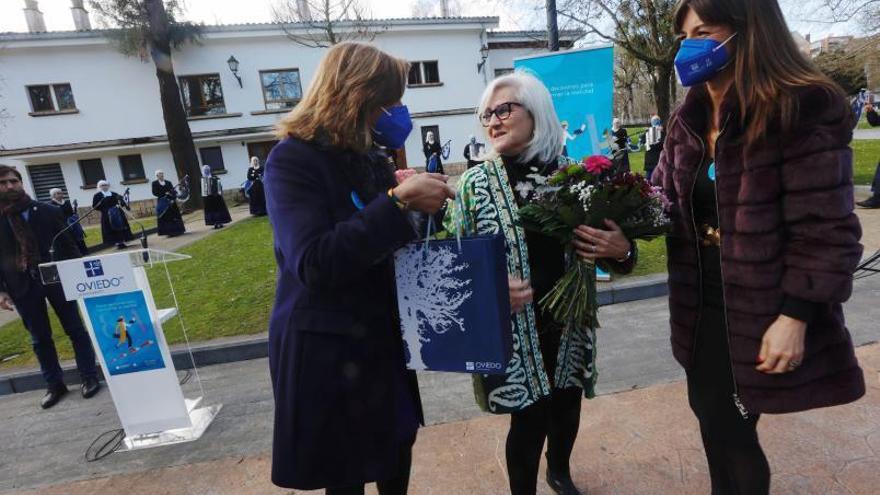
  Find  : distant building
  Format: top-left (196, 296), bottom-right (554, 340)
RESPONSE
top-left (810, 35), bottom-right (854, 58)
top-left (0, 4), bottom-right (580, 212)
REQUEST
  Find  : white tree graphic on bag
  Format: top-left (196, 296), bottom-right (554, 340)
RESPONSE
top-left (395, 244), bottom-right (474, 369)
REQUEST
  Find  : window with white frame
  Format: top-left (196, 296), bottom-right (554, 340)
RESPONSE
top-left (260, 69), bottom-right (303, 110)
top-left (26, 83), bottom-right (77, 114)
top-left (179, 74), bottom-right (226, 116)
top-left (408, 61), bottom-right (441, 86)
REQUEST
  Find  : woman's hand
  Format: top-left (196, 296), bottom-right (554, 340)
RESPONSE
top-left (756, 315), bottom-right (806, 374)
top-left (392, 173), bottom-right (455, 214)
top-left (508, 277), bottom-right (533, 314)
top-left (0, 292), bottom-right (14, 311)
top-left (572, 219), bottom-right (631, 261)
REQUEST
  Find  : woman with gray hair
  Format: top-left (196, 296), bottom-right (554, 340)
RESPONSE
top-left (48, 188), bottom-right (87, 255)
top-left (92, 180), bottom-right (132, 249)
top-left (445, 71), bottom-right (636, 495)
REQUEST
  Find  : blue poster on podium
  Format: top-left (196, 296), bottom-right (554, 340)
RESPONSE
top-left (514, 46), bottom-right (615, 161)
top-left (83, 290), bottom-right (166, 376)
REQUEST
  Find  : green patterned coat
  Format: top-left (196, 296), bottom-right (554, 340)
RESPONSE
top-left (443, 157), bottom-right (604, 414)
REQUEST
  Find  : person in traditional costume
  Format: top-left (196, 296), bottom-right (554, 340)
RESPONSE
top-left (152, 170), bottom-right (186, 237)
top-left (92, 180), bottom-right (132, 249)
top-left (201, 164), bottom-right (231, 229)
top-left (444, 71), bottom-right (637, 495)
top-left (49, 188), bottom-right (87, 255)
top-left (246, 156), bottom-right (267, 216)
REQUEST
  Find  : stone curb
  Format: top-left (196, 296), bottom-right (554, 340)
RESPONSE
top-left (0, 276), bottom-right (669, 397)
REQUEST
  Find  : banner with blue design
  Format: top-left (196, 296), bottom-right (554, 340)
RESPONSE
top-left (514, 46), bottom-right (615, 161)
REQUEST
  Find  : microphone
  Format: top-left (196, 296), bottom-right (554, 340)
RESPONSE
top-left (49, 201), bottom-right (101, 262)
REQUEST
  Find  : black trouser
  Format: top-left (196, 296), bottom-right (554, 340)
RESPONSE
top-left (686, 304), bottom-right (770, 495)
top-left (506, 327), bottom-right (583, 495)
top-left (13, 276), bottom-right (98, 387)
top-left (325, 445), bottom-right (413, 495)
top-left (872, 161), bottom-right (880, 195)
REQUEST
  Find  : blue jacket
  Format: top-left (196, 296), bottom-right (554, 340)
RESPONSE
top-left (265, 137), bottom-right (423, 490)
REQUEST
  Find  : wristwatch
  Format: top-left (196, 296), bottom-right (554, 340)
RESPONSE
top-left (387, 188), bottom-right (408, 210)
top-left (616, 245), bottom-right (633, 263)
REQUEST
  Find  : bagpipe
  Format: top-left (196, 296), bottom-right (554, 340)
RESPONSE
top-left (851, 89), bottom-right (869, 128)
top-left (427, 139), bottom-right (452, 173)
top-left (107, 189), bottom-right (132, 232)
top-left (157, 175), bottom-right (190, 219)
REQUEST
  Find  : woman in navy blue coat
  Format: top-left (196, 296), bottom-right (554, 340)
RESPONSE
top-left (265, 42), bottom-right (454, 494)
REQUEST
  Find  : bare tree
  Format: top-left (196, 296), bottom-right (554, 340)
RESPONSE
top-left (271, 0), bottom-right (388, 48)
top-left (411, 0), bottom-right (463, 17)
top-left (90, 0), bottom-right (204, 208)
top-left (556, 0), bottom-right (680, 121)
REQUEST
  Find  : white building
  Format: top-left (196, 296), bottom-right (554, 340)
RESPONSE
top-left (0, 6), bottom-right (578, 212)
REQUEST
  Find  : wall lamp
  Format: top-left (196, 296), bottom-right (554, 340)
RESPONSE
top-left (227, 55), bottom-right (243, 88)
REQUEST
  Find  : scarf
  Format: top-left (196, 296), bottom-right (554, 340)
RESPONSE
top-left (0, 190), bottom-right (39, 272)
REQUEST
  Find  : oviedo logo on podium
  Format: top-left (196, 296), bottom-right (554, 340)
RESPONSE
top-left (57, 255), bottom-right (138, 301)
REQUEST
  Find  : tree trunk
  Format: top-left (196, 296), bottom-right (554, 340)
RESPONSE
top-left (653, 63), bottom-right (675, 123)
top-left (546, 0), bottom-right (559, 52)
top-left (145, 0), bottom-right (203, 209)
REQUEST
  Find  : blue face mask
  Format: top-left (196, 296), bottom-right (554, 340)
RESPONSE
top-left (372, 105), bottom-right (413, 150)
top-left (674, 33), bottom-right (737, 87)
top-left (651, 118), bottom-right (662, 127)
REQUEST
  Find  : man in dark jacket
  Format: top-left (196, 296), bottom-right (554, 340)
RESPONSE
top-left (857, 101), bottom-right (880, 208)
top-left (0, 165), bottom-right (100, 409)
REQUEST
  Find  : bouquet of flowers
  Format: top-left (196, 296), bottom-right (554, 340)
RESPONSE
top-left (517, 155), bottom-right (671, 329)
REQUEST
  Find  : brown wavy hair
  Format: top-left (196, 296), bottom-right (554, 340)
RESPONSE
top-left (674, 0), bottom-right (845, 147)
top-left (275, 42), bottom-right (410, 153)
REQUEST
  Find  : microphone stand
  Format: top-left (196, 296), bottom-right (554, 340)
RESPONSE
top-left (119, 190), bottom-right (150, 263)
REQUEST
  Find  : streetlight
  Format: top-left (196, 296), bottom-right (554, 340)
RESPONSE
top-left (227, 55), bottom-right (243, 88)
top-left (477, 45), bottom-right (490, 74)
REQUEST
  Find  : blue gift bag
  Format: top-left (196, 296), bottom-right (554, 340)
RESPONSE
top-left (394, 233), bottom-right (512, 374)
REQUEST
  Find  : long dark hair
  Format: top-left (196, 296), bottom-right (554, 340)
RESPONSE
top-left (674, 0), bottom-right (845, 147)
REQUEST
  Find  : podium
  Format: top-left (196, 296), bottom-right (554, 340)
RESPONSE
top-left (39, 249), bottom-right (222, 452)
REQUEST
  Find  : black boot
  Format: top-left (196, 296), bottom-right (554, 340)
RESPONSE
top-left (41, 383), bottom-right (69, 409)
top-left (856, 195), bottom-right (880, 209)
top-left (546, 466), bottom-right (584, 495)
top-left (81, 377), bottom-right (101, 399)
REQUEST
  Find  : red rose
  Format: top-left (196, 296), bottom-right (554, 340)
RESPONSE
top-left (583, 155), bottom-right (613, 175)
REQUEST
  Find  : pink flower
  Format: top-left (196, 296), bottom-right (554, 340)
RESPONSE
top-left (583, 155), bottom-right (613, 175)
top-left (395, 169), bottom-right (417, 184)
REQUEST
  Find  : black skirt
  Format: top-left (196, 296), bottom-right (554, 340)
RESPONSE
top-left (204, 195), bottom-right (231, 226)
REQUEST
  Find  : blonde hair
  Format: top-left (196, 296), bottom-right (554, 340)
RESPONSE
top-left (478, 71), bottom-right (564, 164)
top-left (275, 42), bottom-right (410, 153)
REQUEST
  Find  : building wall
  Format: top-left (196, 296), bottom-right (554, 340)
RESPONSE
top-left (0, 24), bottom-right (563, 205)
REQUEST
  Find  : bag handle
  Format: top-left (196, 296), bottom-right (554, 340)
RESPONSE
top-left (422, 214), bottom-right (462, 254)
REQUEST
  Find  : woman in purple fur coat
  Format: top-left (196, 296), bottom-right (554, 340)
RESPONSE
top-left (653, 1), bottom-right (866, 493)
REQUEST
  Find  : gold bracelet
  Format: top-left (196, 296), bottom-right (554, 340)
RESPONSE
top-left (387, 188), bottom-right (407, 210)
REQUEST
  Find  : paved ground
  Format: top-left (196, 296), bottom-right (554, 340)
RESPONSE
top-left (1, 272), bottom-right (878, 495)
top-left (854, 128), bottom-right (880, 140)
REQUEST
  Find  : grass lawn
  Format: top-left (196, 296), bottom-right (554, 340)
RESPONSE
top-left (629, 237), bottom-right (668, 279)
top-left (851, 139), bottom-right (879, 186)
top-left (628, 129), bottom-right (875, 186)
top-left (0, 216), bottom-right (276, 369)
top-left (82, 216), bottom-right (159, 249)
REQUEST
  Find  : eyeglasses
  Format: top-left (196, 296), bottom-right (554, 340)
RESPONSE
top-left (479, 101), bottom-right (524, 127)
